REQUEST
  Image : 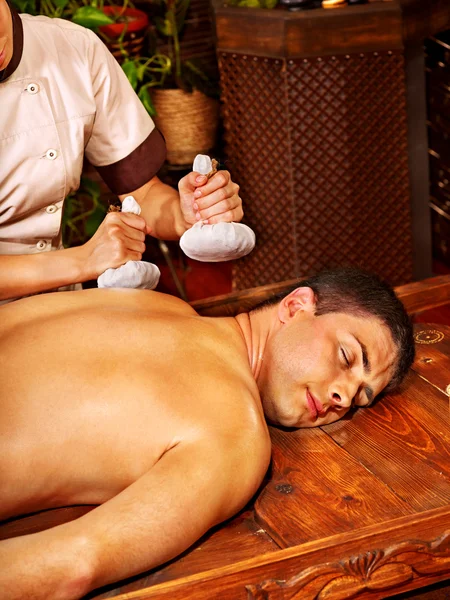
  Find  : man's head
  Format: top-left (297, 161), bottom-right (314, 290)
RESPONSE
top-left (0, 0), bottom-right (13, 72)
top-left (253, 268), bottom-right (415, 428)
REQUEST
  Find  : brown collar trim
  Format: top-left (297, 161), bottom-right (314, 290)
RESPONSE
top-left (1, 1), bottom-right (23, 81)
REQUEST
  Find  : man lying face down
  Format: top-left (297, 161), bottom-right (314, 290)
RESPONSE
top-left (0, 268), bottom-right (414, 600)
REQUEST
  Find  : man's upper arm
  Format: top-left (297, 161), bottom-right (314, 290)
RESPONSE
top-left (72, 436), bottom-right (270, 590)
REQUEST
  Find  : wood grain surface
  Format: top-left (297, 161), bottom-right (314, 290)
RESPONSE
top-left (325, 371), bottom-right (450, 511)
top-left (255, 426), bottom-right (412, 548)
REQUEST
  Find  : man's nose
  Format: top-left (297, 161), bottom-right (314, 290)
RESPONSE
top-left (329, 378), bottom-right (358, 409)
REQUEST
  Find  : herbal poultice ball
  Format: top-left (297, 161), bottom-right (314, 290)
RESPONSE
top-left (97, 196), bottom-right (161, 290)
top-left (179, 155), bottom-right (256, 262)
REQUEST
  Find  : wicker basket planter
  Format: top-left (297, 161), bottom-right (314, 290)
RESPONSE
top-left (152, 89), bottom-right (219, 165)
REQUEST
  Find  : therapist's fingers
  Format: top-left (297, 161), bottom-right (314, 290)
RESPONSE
top-left (178, 171), bottom-right (210, 225)
top-left (81, 212), bottom-right (148, 278)
top-left (107, 212), bottom-right (147, 239)
top-left (101, 213), bottom-right (147, 253)
top-left (193, 170), bottom-right (229, 197)
top-left (178, 171), bottom-right (208, 195)
top-left (194, 184), bottom-right (241, 216)
top-left (193, 173), bottom-right (243, 224)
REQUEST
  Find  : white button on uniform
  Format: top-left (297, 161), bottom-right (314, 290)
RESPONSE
top-left (36, 240), bottom-right (47, 250)
top-left (26, 83), bottom-right (40, 95)
top-left (46, 149), bottom-right (58, 160)
top-left (45, 205), bottom-right (58, 214)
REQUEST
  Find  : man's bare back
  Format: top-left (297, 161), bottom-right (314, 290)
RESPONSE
top-left (0, 289), bottom-right (269, 521)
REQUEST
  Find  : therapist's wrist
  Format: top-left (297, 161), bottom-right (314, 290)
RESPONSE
top-left (64, 245), bottom-right (92, 283)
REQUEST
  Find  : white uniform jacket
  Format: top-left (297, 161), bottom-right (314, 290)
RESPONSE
top-left (0, 3), bottom-right (165, 261)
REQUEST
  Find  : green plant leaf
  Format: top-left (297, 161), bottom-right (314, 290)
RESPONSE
top-left (263, 0), bottom-right (278, 7)
top-left (53, 0), bottom-right (69, 10)
top-left (136, 63), bottom-right (148, 81)
top-left (148, 54), bottom-right (172, 74)
top-left (138, 86), bottom-right (157, 116)
top-left (11, 0), bottom-right (37, 13)
top-left (71, 6), bottom-right (114, 29)
top-left (121, 60), bottom-right (139, 90)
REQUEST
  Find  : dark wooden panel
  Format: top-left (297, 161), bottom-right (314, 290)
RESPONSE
top-left (406, 42), bottom-right (433, 279)
top-left (215, 10), bottom-right (287, 58)
top-left (215, 4), bottom-right (403, 59)
top-left (215, 1), bottom-right (450, 61)
top-left (397, 275), bottom-right (450, 314)
top-left (254, 427), bottom-right (411, 548)
top-left (284, 5), bottom-right (403, 58)
top-left (400, 0), bottom-right (450, 42)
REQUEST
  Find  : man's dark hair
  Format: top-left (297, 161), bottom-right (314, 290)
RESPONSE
top-left (252, 268), bottom-right (415, 391)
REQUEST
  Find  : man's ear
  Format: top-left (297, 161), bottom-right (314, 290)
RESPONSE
top-left (278, 287), bottom-right (316, 324)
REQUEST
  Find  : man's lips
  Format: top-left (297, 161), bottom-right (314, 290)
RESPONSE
top-left (306, 390), bottom-right (323, 420)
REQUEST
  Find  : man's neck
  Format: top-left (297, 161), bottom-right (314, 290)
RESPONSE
top-left (234, 307), bottom-right (278, 381)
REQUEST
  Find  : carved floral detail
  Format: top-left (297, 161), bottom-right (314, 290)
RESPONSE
top-left (246, 532), bottom-right (450, 599)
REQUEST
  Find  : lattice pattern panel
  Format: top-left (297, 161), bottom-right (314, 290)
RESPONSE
top-left (219, 55), bottom-right (296, 290)
top-left (218, 51), bottom-right (413, 290)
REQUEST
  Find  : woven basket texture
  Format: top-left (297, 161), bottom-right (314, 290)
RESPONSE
top-left (152, 89), bottom-right (219, 165)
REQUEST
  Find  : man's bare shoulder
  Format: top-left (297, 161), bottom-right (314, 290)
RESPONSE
top-left (179, 386), bottom-right (272, 525)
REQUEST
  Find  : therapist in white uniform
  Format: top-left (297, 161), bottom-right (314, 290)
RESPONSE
top-left (0, 0), bottom-right (242, 303)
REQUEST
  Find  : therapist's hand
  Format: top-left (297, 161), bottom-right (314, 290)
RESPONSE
top-left (178, 171), bottom-right (243, 227)
top-left (79, 212), bottom-right (147, 279)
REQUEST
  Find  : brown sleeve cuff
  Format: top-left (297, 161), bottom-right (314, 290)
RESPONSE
top-left (95, 128), bottom-right (166, 195)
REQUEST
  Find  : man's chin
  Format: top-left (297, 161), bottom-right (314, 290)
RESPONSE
top-left (267, 410), bottom-right (305, 429)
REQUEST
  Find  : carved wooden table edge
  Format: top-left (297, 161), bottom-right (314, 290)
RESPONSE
top-left (109, 506), bottom-right (450, 600)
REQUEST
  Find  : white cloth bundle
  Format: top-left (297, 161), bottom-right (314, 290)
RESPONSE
top-left (97, 196), bottom-right (161, 290)
top-left (179, 155), bottom-right (256, 262)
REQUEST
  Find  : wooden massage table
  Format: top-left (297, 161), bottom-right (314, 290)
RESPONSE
top-left (2, 275), bottom-right (450, 599)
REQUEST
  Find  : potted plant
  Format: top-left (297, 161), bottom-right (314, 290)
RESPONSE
top-left (147, 0), bottom-right (220, 165)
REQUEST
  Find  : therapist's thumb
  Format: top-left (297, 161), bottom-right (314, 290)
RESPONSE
top-left (178, 171), bottom-right (207, 194)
